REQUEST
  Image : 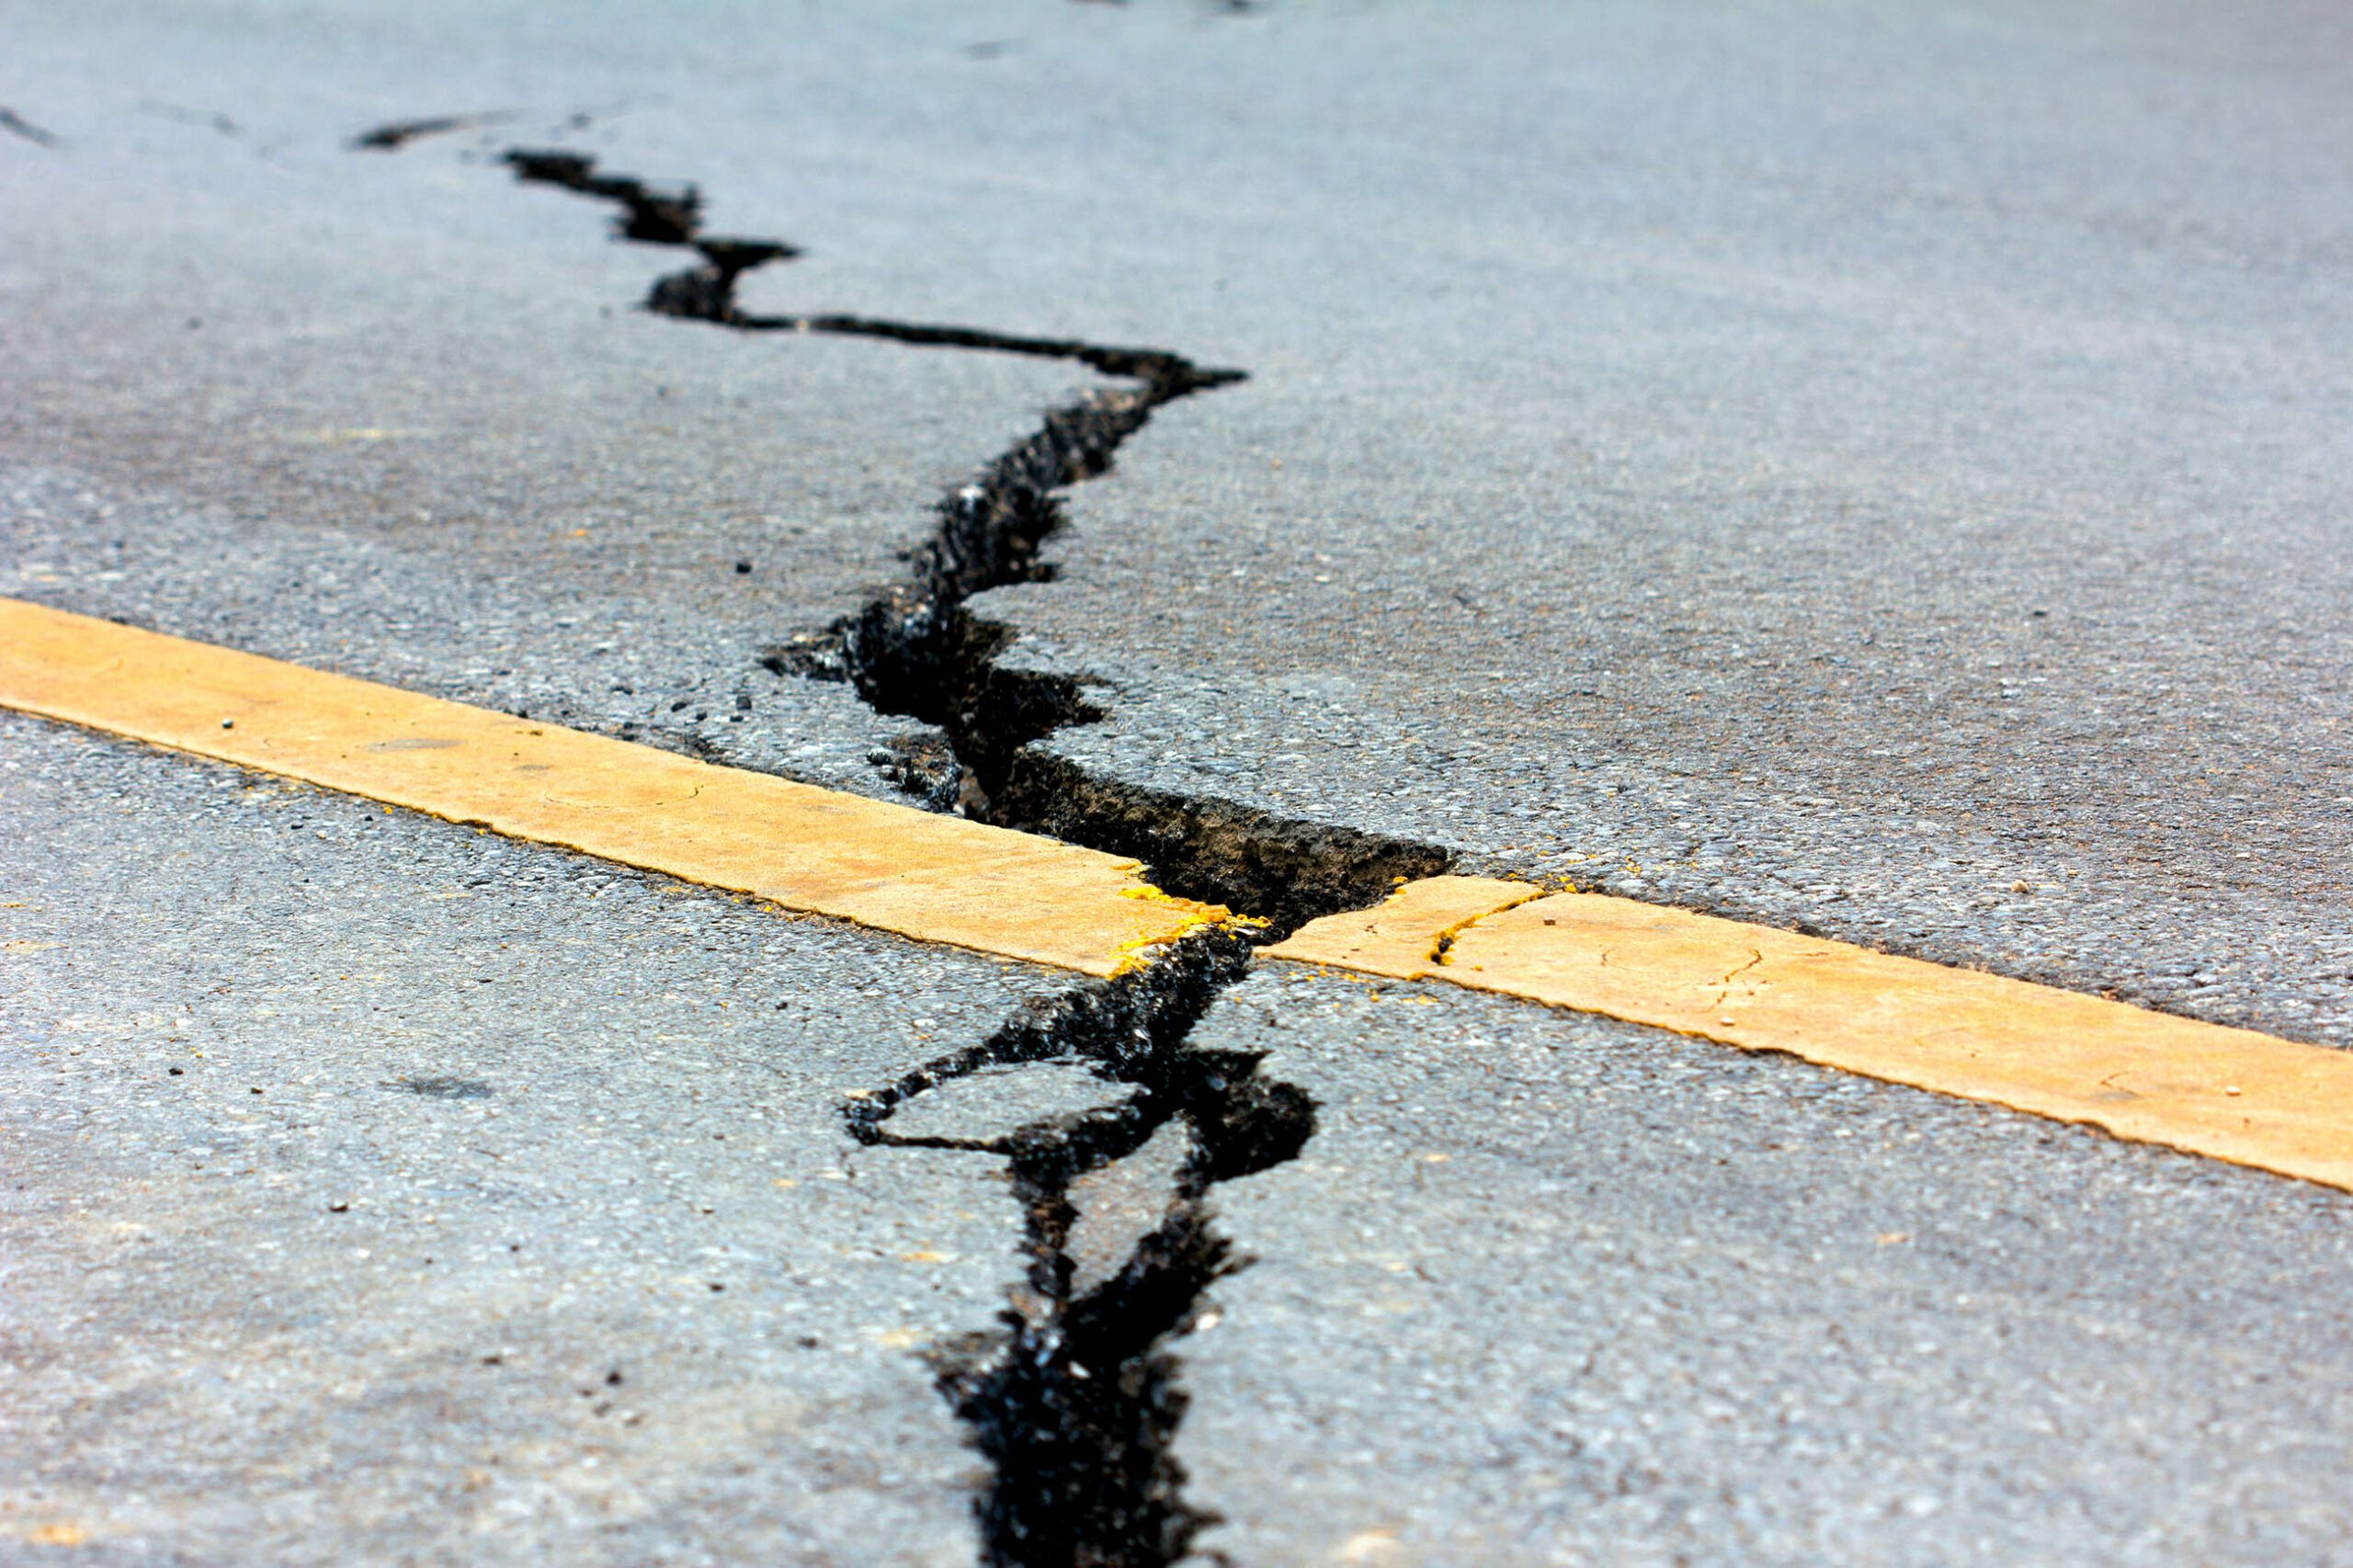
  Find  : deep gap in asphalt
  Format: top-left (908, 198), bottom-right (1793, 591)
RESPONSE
top-left (347, 110), bottom-right (515, 152)
top-left (0, 107), bottom-right (62, 148)
top-left (380, 140), bottom-right (1447, 1566)
top-left (487, 143), bottom-right (1449, 928)
top-left (847, 930), bottom-right (1308, 1567)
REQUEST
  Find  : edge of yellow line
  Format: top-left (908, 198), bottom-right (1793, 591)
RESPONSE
top-left (1269, 877), bottom-right (2353, 1193)
top-left (0, 597), bottom-right (1245, 977)
top-left (17, 597), bottom-right (2346, 1192)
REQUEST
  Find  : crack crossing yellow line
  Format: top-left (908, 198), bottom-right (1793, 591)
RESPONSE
top-left (0, 598), bottom-right (1236, 976)
top-left (8, 597), bottom-right (2350, 1190)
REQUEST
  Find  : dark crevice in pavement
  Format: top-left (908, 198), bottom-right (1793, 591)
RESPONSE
top-left (373, 140), bottom-right (1426, 1565)
top-left (499, 147), bottom-right (807, 285)
top-left (761, 362), bottom-right (1449, 933)
top-left (347, 110), bottom-right (515, 151)
top-left (847, 929), bottom-right (1307, 1568)
top-left (1, 107), bottom-right (62, 148)
top-left (476, 144), bottom-right (1447, 933)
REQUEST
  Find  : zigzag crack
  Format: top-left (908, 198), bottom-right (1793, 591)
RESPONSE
top-left (375, 139), bottom-right (1445, 1568)
top-left (847, 929), bottom-right (1308, 1568)
top-left (478, 144), bottom-right (1445, 930)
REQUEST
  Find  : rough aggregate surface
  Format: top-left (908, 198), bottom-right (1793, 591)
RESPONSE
top-left (1178, 968), bottom-right (2353, 1566)
top-left (5, 2), bottom-right (2353, 1562)
top-left (0, 711), bottom-right (1061, 1563)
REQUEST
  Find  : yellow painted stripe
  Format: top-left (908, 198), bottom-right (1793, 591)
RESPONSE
top-left (1268, 878), bottom-right (2353, 1191)
top-left (1267, 874), bottom-right (1546, 976)
top-left (17, 596), bottom-right (2346, 1191)
top-left (0, 597), bottom-right (1238, 976)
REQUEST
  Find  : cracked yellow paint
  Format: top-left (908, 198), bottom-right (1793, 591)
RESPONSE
top-left (17, 595), bottom-right (2347, 1189)
top-left (0, 598), bottom-right (1234, 976)
top-left (1277, 881), bottom-right (2353, 1192)
top-left (1260, 875), bottom-right (1540, 976)
top-left (1110, 885), bottom-right (1266, 975)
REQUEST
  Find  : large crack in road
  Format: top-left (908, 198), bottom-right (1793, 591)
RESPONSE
top-left (486, 144), bottom-right (1449, 929)
top-left (359, 131), bottom-right (1446, 1565)
top-left (847, 930), bottom-right (1305, 1565)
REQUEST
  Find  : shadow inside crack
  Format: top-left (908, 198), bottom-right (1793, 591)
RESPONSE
top-left (847, 933), bottom-right (1308, 1568)
top-left (359, 137), bottom-right (1442, 1563)
top-left (401, 141), bottom-right (1448, 930)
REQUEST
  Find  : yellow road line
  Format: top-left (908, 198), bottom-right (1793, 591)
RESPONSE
top-left (1268, 878), bottom-right (2353, 1191)
top-left (1263, 874), bottom-right (1548, 976)
top-left (0, 598), bottom-right (1238, 976)
top-left (14, 597), bottom-right (2347, 1190)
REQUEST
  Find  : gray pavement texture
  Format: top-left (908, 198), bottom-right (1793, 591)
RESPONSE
top-left (0, 711), bottom-right (1061, 1563)
top-left (9, 4), bottom-right (2347, 1035)
top-left (1180, 969), bottom-right (2353, 1566)
top-left (0, 18), bottom-right (1080, 801)
top-left (942, 2), bottom-right (2353, 1046)
top-left (6, 2), bottom-right (2353, 1564)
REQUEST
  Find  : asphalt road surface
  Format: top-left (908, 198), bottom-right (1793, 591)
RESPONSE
top-left (5, 3), bottom-right (2351, 1564)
